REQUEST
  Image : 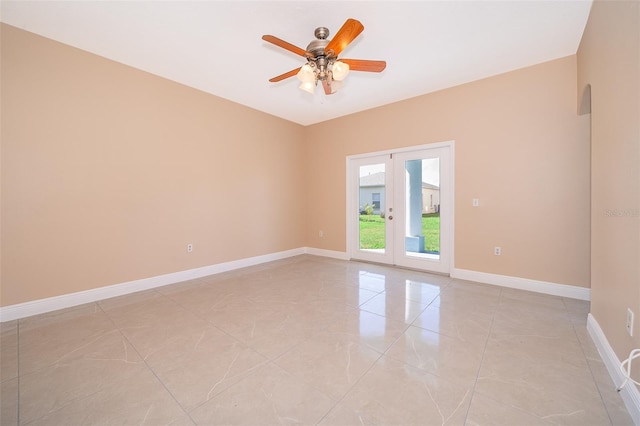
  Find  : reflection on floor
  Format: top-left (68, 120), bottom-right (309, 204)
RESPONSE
top-left (0, 255), bottom-right (633, 425)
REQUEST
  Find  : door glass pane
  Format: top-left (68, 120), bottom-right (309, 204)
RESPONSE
top-left (359, 164), bottom-right (385, 252)
top-left (404, 158), bottom-right (440, 259)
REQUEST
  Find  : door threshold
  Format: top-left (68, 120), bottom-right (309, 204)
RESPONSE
top-left (348, 258), bottom-right (450, 277)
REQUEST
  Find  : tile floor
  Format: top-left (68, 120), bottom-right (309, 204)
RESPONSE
top-left (0, 255), bottom-right (634, 425)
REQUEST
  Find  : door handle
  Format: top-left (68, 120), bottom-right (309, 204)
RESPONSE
top-left (388, 215), bottom-right (393, 220)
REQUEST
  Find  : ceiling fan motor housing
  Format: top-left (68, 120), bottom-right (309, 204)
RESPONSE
top-left (306, 39), bottom-right (329, 57)
top-left (306, 27), bottom-right (336, 81)
top-left (314, 27), bottom-right (329, 40)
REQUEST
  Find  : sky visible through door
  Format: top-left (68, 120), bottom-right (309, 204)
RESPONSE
top-left (359, 161), bottom-right (440, 187)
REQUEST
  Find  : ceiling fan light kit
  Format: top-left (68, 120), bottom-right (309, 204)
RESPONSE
top-left (263, 18), bottom-right (386, 95)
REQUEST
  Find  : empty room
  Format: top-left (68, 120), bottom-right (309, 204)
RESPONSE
top-left (1, 1), bottom-right (639, 424)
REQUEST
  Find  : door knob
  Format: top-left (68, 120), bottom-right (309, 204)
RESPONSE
top-left (388, 215), bottom-right (393, 220)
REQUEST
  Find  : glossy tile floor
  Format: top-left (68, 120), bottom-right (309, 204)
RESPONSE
top-left (1, 255), bottom-right (634, 425)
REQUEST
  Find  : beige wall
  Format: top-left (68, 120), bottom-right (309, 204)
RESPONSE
top-left (305, 56), bottom-right (591, 288)
top-left (1, 22), bottom-right (594, 309)
top-left (1, 24), bottom-right (306, 307)
top-left (577, 0), bottom-right (640, 365)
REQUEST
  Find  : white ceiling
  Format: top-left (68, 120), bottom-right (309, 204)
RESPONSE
top-left (1, 1), bottom-right (592, 126)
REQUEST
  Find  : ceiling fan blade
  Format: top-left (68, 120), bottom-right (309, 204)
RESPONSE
top-left (325, 18), bottom-right (364, 57)
top-left (322, 80), bottom-right (333, 95)
top-left (269, 67), bottom-right (301, 82)
top-left (340, 59), bottom-right (387, 73)
top-left (262, 35), bottom-right (309, 57)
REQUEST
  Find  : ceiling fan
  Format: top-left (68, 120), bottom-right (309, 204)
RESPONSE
top-left (262, 18), bottom-right (386, 95)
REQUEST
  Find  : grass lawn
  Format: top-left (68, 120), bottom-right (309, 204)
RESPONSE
top-left (359, 213), bottom-right (440, 252)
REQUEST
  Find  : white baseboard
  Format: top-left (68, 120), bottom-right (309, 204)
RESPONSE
top-left (451, 268), bottom-right (591, 301)
top-left (304, 247), bottom-right (349, 260)
top-left (587, 314), bottom-right (640, 424)
top-left (0, 249), bottom-right (590, 322)
top-left (0, 247), bottom-right (306, 322)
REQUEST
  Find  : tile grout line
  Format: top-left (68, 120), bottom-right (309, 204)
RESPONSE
top-left (278, 279), bottom-right (411, 423)
top-left (569, 305), bottom-right (618, 425)
top-left (177, 269), bottom-right (362, 422)
top-left (461, 287), bottom-right (502, 425)
top-left (313, 343), bottom-right (386, 425)
top-left (158, 270), bottom-right (353, 420)
top-left (161, 278), bottom-right (315, 365)
top-left (315, 284), bottom-right (444, 425)
top-left (270, 295), bottom-right (388, 423)
top-left (95, 300), bottom-right (198, 425)
top-left (339, 349), bottom-right (388, 422)
top-left (14, 304), bottom-right (135, 424)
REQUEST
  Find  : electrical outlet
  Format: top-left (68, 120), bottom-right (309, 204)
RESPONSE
top-left (187, 244), bottom-right (193, 253)
top-left (319, 230), bottom-right (324, 237)
top-left (494, 246), bottom-right (501, 256)
top-left (627, 308), bottom-right (634, 336)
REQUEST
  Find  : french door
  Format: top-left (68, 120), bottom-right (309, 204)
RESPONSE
top-left (347, 143), bottom-right (453, 274)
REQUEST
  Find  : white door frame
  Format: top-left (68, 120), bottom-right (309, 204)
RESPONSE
top-left (346, 141), bottom-right (455, 274)
top-left (347, 153), bottom-right (395, 265)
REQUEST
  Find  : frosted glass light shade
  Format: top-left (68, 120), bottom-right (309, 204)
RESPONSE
top-left (299, 81), bottom-right (315, 94)
top-left (332, 61), bottom-right (350, 81)
top-left (297, 64), bottom-right (316, 83)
